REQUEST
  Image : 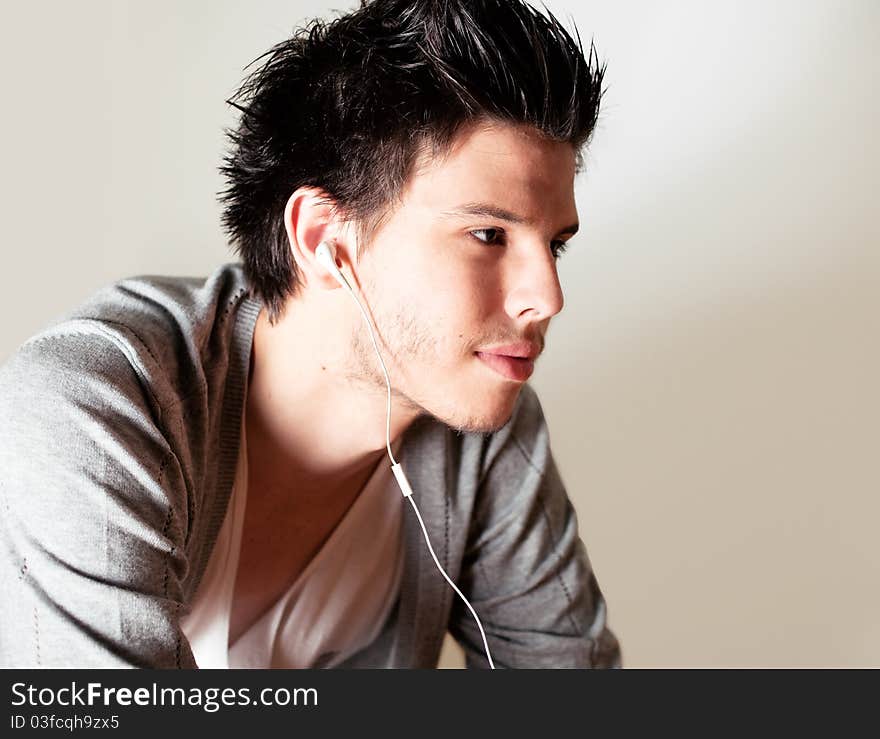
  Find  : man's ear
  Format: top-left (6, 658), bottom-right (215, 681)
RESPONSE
top-left (284, 187), bottom-right (354, 290)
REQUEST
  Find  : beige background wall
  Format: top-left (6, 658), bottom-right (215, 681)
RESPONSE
top-left (0, 1), bottom-right (876, 667)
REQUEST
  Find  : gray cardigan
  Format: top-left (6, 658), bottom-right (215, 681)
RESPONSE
top-left (0, 263), bottom-right (620, 668)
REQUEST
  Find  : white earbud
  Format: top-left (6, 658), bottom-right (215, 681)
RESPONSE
top-left (315, 240), bottom-right (348, 289)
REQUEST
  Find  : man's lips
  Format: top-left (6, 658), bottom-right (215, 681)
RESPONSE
top-left (478, 342), bottom-right (541, 359)
top-left (474, 348), bottom-right (537, 382)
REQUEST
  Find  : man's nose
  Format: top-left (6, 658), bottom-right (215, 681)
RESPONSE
top-left (502, 247), bottom-right (565, 322)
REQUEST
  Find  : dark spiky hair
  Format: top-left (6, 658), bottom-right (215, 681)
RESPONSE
top-left (218, 0), bottom-right (605, 323)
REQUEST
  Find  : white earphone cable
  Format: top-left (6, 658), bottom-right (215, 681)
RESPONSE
top-left (405, 494), bottom-right (496, 669)
top-left (334, 272), bottom-right (396, 464)
top-left (333, 260), bottom-right (496, 669)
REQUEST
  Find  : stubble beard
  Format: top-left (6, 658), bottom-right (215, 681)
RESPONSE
top-left (345, 305), bottom-right (518, 436)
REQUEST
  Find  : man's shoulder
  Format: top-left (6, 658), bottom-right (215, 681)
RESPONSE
top-left (50, 261), bottom-right (250, 359)
top-left (482, 383), bottom-right (550, 470)
top-left (409, 382), bottom-right (550, 482)
top-left (0, 262), bottom-right (254, 408)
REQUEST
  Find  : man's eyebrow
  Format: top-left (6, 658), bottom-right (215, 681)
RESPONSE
top-left (441, 202), bottom-right (579, 236)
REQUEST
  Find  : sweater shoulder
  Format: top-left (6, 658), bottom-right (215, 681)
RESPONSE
top-left (3, 262), bottom-right (253, 410)
top-left (54, 262), bottom-right (250, 377)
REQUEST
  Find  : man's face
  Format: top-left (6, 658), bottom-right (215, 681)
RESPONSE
top-left (348, 120), bottom-right (579, 433)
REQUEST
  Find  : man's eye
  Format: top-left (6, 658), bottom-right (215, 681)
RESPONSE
top-left (470, 228), bottom-right (505, 245)
top-left (470, 229), bottom-right (568, 259)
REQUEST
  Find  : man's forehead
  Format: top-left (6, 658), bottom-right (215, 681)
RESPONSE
top-left (403, 121), bottom-right (578, 218)
top-left (419, 121), bottom-right (575, 174)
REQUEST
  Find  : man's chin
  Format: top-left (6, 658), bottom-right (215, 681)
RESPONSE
top-left (448, 415), bottom-right (513, 435)
top-left (429, 388), bottom-right (522, 435)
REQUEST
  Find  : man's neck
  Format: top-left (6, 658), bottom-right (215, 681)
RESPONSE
top-left (244, 296), bottom-right (420, 500)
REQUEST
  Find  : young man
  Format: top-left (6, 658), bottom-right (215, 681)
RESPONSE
top-left (0, 0), bottom-right (620, 668)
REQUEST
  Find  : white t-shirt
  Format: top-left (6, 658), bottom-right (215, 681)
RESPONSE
top-left (181, 417), bottom-right (405, 668)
